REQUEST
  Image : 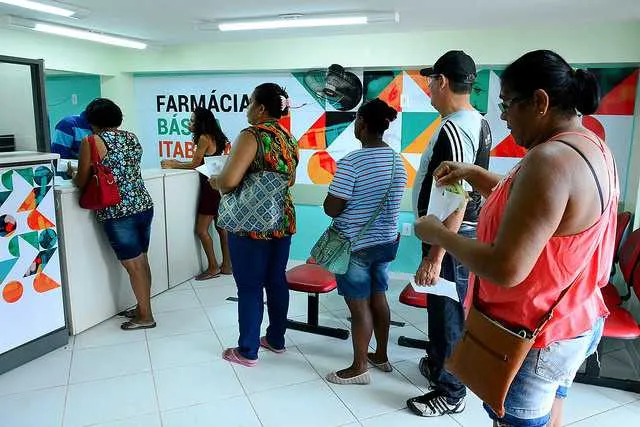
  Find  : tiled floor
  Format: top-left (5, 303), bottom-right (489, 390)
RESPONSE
top-left (1, 275), bottom-right (639, 427)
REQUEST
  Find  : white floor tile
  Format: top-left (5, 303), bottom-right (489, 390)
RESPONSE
top-left (148, 330), bottom-right (222, 370)
top-left (191, 275), bottom-right (236, 289)
top-left (327, 369), bottom-right (423, 419)
top-left (0, 386), bottom-right (66, 427)
top-left (88, 412), bottom-right (162, 427)
top-left (151, 289), bottom-right (201, 313)
top-left (556, 382), bottom-right (634, 425)
top-left (297, 340), bottom-right (356, 375)
top-left (70, 340), bottom-right (150, 384)
top-left (166, 281), bottom-right (193, 293)
top-left (361, 409), bottom-right (460, 426)
top-left (568, 399), bottom-right (640, 426)
top-left (162, 395), bottom-right (261, 427)
top-left (204, 302), bottom-right (241, 329)
top-left (449, 390), bottom-right (492, 427)
top-left (64, 373), bottom-right (157, 427)
top-left (74, 317), bottom-right (146, 350)
top-left (0, 349), bottom-right (71, 396)
top-left (379, 325), bottom-right (427, 363)
top-left (234, 347), bottom-right (320, 394)
top-left (153, 360), bottom-right (244, 411)
top-left (250, 379), bottom-right (356, 427)
top-left (392, 360), bottom-right (430, 392)
top-left (145, 308), bottom-right (212, 340)
top-left (195, 284), bottom-right (238, 307)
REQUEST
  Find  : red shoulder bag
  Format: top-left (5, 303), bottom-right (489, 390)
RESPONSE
top-left (79, 135), bottom-right (122, 210)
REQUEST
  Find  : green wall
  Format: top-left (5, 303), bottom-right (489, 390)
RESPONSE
top-left (45, 74), bottom-right (101, 136)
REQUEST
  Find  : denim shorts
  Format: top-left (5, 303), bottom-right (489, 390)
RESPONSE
top-left (487, 317), bottom-right (605, 427)
top-left (102, 209), bottom-right (154, 261)
top-left (335, 239), bottom-right (399, 300)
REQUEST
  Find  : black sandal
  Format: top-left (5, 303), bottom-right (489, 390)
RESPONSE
top-left (118, 307), bottom-right (138, 319)
top-left (121, 320), bottom-right (156, 330)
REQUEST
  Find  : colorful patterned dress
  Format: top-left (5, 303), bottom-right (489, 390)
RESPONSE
top-left (95, 130), bottom-right (154, 222)
top-left (239, 121), bottom-right (298, 240)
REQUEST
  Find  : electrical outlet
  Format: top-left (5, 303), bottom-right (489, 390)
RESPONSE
top-left (402, 223), bottom-right (413, 236)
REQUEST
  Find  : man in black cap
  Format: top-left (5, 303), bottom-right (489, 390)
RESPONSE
top-left (407, 50), bottom-right (492, 417)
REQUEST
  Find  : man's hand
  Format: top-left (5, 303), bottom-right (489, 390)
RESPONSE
top-left (415, 257), bottom-right (442, 287)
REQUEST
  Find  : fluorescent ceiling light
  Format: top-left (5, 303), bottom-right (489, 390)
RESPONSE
top-left (219, 16), bottom-right (368, 31)
top-left (33, 23), bottom-right (147, 49)
top-left (0, 0), bottom-right (74, 17)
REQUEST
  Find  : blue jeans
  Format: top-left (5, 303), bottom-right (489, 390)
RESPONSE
top-left (336, 239), bottom-right (400, 299)
top-left (424, 224), bottom-right (476, 401)
top-left (102, 209), bottom-right (154, 261)
top-left (487, 318), bottom-right (605, 426)
top-left (228, 234), bottom-right (292, 360)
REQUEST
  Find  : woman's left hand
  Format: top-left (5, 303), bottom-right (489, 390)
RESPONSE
top-left (414, 215), bottom-right (446, 244)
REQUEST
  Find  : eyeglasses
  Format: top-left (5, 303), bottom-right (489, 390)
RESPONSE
top-left (498, 95), bottom-right (528, 114)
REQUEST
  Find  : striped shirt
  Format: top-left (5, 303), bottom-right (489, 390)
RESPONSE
top-left (329, 147), bottom-right (407, 252)
top-left (51, 112), bottom-right (92, 159)
top-left (412, 109), bottom-right (491, 224)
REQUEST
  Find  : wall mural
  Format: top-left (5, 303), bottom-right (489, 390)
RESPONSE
top-left (133, 66), bottom-right (638, 198)
top-left (0, 163), bottom-right (65, 355)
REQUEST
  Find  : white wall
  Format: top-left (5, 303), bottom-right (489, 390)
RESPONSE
top-left (0, 62), bottom-right (37, 151)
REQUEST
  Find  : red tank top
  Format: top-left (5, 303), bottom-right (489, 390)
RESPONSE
top-left (471, 131), bottom-right (619, 348)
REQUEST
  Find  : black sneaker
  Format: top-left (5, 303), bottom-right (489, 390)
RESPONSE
top-left (407, 391), bottom-right (466, 417)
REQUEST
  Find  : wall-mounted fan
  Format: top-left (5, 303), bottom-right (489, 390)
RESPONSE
top-left (302, 64), bottom-right (363, 112)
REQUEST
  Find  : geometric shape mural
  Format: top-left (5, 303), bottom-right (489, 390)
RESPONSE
top-left (2, 281), bottom-right (23, 303)
top-left (33, 272), bottom-right (60, 293)
top-left (308, 151), bottom-right (337, 185)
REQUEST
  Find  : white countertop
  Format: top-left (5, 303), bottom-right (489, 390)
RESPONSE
top-left (0, 151), bottom-right (59, 166)
top-left (54, 168), bottom-right (196, 193)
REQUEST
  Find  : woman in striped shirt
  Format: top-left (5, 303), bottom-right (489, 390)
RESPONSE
top-left (323, 98), bottom-right (408, 385)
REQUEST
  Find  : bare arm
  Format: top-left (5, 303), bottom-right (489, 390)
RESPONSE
top-left (426, 200), bottom-right (467, 262)
top-left (417, 147), bottom-right (569, 288)
top-left (213, 130), bottom-right (257, 194)
top-left (324, 194), bottom-right (347, 218)
top-left (72, 137), bottom-right (94, 189)
top-left (161, 135), bottom-right (211, 170)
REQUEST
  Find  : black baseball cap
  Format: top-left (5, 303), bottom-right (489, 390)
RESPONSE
top-left (420, 50), bottom-right (477, 84)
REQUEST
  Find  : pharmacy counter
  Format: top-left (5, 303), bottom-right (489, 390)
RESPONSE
top-left (55, 169), bottom-right (211, 334)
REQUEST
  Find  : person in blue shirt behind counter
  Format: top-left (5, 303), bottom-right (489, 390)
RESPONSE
top-left (51, 110), bottom-right (93, 159)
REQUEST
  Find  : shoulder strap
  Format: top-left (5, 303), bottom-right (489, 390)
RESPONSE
top-left (354, 151), bottom-right (397, 243)
top-left (87, 135), bottom-right (100, 165)
top-left (556, 140), bottom-right (605, 214)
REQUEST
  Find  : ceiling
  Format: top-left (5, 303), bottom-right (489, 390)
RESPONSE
top-left (2, 0), bottom-right (640, 46)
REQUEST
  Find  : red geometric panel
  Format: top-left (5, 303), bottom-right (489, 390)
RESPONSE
top-left (491, 135), bottom-right (527, 158)
top-left (595, 70), bottom-right (638, 116)
top-left (298, 114), bottom-right (327, 150)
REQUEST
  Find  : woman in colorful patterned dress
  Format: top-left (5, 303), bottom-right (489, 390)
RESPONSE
top-left (70, 98), bottom-right (156, 331)
top-left (210, 83), bottom-right (298, 367)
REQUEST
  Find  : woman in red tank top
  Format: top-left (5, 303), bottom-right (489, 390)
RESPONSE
top-left (414, 50), bottom-right (618, 427)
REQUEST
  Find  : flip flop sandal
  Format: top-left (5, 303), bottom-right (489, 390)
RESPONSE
top-left (118, 308), bottom-right (137, 319)
top-left (120, 320), bottom-right (156, 330)
top-left (367, 353), bottom-right (393, 372)
top-left (222, 348), bottom-right (257, 367)
top-left (194, 271), bottom-right (221, 281)
top-left (260, 336), bottom-right (286, 354)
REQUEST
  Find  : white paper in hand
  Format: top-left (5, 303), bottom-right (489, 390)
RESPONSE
top-left (196, 155), bottom-right (228, 177)
top-left (410, 277), bottom-right (459, 302)
top-left (57, 159), bottom-right (78, 173)
top-left (426, 179), bottom-right (466, 221)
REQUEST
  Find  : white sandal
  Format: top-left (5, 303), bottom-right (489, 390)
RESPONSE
top-left (326, 370), bottom-right (371, 385)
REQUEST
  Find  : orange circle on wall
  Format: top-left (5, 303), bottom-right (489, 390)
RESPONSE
top-left (3, 281), bottom-right (24, 303)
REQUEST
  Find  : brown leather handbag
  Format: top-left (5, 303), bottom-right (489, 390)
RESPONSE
top-left (445, 277), bottom-right (577, 418)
